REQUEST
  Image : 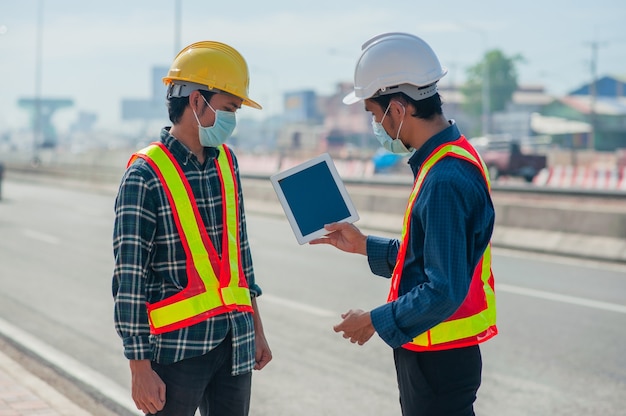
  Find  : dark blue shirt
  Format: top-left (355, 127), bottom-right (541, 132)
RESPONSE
top-left (368, 122), bottom-right (495, 349)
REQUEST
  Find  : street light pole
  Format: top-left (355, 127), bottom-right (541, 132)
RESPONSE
top-left (174, 0), bottom-right (181, 56)
top-left (482, 47), bottom-right (490, 137)
top-left (34, 0), bottom-right (44, 161)
top-left (459, 23), bottom-right (490, 137)
top-left (587, 39), bottom-right (607, 151)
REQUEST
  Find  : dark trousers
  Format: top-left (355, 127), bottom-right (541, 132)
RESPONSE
top-left (149, 333), bottom-right (252, 416)
top-left (393, 345), bottom-right (482, 416)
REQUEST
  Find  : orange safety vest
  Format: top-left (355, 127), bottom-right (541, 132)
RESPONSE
top-left (388, 136), bottom-right (497, 351)
top-left (128, 142), bottom-right (253, 335)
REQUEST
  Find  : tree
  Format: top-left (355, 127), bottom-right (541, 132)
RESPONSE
top-left (461, 49), bottom-right (523, 135)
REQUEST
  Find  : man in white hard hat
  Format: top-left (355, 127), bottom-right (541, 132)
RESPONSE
top-left (311, 32), bottom-right (497, 416)
top-left (112, 41), bottom-right (272, 416)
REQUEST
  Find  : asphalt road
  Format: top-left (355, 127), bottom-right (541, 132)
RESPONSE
top-left (0, 177), bottom-right (625, 416)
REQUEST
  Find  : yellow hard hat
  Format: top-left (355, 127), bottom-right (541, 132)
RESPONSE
top-left (163, 41), bottom-right (262, 110)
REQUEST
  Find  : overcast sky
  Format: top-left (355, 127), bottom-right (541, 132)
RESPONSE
top-left (1, 0), bottom-right (625, 133)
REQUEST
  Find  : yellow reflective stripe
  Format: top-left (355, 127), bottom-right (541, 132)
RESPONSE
top-left (151, 286), bottom-right (252, 328)
top-left (429, 312), bottom-right (492, 344)
top-left (137, 146), bottom-right (219, 326)
top-left (141, 146), bottom-right (212, 262)
top-left (216, 146), bottom-right (241, 289)
top-left (402, 145), bottom-right (477, 238)
top-left (401, 142), bottom-right (496, 347)
top-left (149, 292), bottom-right (225, 328)
top-left (137, 144), bottom-right (251, 331)
top-left (411, 249), bottom-right (496, 346)
top-left (221, 286), bottom-right (252, 307)
top-left (481, 245), bottom-right (497, 324)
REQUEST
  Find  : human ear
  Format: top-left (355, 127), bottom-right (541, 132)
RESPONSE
top-left (390, 100), bottom-right (406, 117)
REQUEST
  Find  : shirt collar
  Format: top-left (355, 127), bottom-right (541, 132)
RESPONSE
top-left (159, 127), bottom-right (219, 165)
top-left (407, 120), bottom-right (460, 176)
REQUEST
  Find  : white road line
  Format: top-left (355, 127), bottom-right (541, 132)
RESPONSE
top-left (263, 286), bottom-right (626, 317)
top-left (22, 229), bottom-right (60, 245)
top-left (261, 294), bottom-right (336, 317)
top-left (498, 283), bottom-right (626, 314)
top-left (494, 247), bottom-right (626, 273)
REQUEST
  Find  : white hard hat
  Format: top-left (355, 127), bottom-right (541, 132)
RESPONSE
top-left (343, 32), bottom-right (448, 105)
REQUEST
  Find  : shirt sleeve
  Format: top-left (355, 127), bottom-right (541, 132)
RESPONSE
top-left (112, 164), bottom-right (157, 360)
top-left (370, 160), bottom-right (490, 348)
top-left (366, 235), bottom-right (400, 278)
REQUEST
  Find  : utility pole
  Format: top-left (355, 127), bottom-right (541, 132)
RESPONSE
top-left (587, 39), bottom-right (607, 151)
top-left (457, 23), bottom-right (490, 137)
top-left (482, 50), bottom-right (491, 137)
top-left (174, 0), bottom-right (181, 56)
top-left (34, 0), bottom-right (44, 163)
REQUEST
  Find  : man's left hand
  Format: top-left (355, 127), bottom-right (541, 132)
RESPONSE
top-left (254, 333), bottom-right (272, 370)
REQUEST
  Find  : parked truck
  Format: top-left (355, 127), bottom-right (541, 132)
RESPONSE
top-left (471, 137), bottom-right (547, 183)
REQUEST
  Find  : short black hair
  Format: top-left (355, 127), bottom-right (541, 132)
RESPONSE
top-left (166, 90), bottom-right (216, 124)
top-left (370, 91), bottom-right (443, 120)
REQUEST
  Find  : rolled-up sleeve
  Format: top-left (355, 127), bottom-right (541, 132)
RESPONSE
top-left (367, 236), bottom-right (415, 348)
top-left (366, 235), bottom-right (400, 278)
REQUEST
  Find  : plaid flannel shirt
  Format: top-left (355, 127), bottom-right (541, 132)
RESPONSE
top-left (112, 128), bottom-right (261, 375)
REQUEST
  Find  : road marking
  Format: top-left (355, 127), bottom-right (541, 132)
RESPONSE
top-left (494, 247), bottom-right (626, 273)
top-left (22, 229), bottom-right (60, 245)
top-left (262, 286), bottom-right (626, 317)
top-left (261, 294), bottom-right (336, 317)
top-left (498, 283), bottom-right (626, 314)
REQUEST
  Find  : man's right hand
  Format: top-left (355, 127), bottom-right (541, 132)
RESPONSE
top-left (130, 359), bottom-right (166, 414)
top-left (309, 222), bottom-right (368, 255)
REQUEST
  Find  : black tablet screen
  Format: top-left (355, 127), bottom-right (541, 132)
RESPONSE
top-left (277, 161), bottom-right (351, 236)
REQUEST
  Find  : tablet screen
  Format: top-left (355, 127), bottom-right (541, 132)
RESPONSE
top-left (270, 154), bottom-right (359, 244)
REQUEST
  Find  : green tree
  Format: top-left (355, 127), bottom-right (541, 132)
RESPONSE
top-left (461, 49), bottom-right (523, 134)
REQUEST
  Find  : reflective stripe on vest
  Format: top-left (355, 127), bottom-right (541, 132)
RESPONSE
top-left (388, 136), bottom-right (497, 351)
top-left (128, 142), bottom-right (252, 335)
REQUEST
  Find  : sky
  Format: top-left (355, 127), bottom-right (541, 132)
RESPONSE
top-left (1, 0), bottom-right (625, 135)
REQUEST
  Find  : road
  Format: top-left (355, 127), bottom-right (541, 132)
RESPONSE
top-left (0, 177), bottom-right (625, 415)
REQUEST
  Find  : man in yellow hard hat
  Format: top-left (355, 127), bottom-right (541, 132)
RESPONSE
top-left (112, 41), bottom-right (272, 416)
top-left (311, 32), bottom-right (497, 416)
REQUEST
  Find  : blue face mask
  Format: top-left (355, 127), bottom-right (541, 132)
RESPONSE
top-left (371, 102), bottom-right (412, 155)
top-left (192, 96), bottom-right (236, 148)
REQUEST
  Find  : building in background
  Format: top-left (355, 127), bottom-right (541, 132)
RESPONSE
top-left (275, 90), bottom-right (321, 153)
top-left (121, 66), bottom-right (170, 129)
top-left (540, 75), bottom-right (626, 151)
top-left (17, 97), bottom-right (74, 149)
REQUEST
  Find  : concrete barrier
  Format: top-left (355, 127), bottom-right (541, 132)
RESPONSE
top-left (2, 148), bottom-right (625, 264)
top-left (240, 177), bottom-right (626, 264)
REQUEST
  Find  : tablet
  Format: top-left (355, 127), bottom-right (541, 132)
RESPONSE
top-left (270, 153), bottom-right (359, 244)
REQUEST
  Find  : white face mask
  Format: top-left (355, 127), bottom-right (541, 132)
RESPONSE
top-left (371, 102), bottom-right (411, 155)
top-left (192, 95), bottom-right (236, 148)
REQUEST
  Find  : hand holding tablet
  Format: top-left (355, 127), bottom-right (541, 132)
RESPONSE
top-left (270, 153), bottom-right (360, 244)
